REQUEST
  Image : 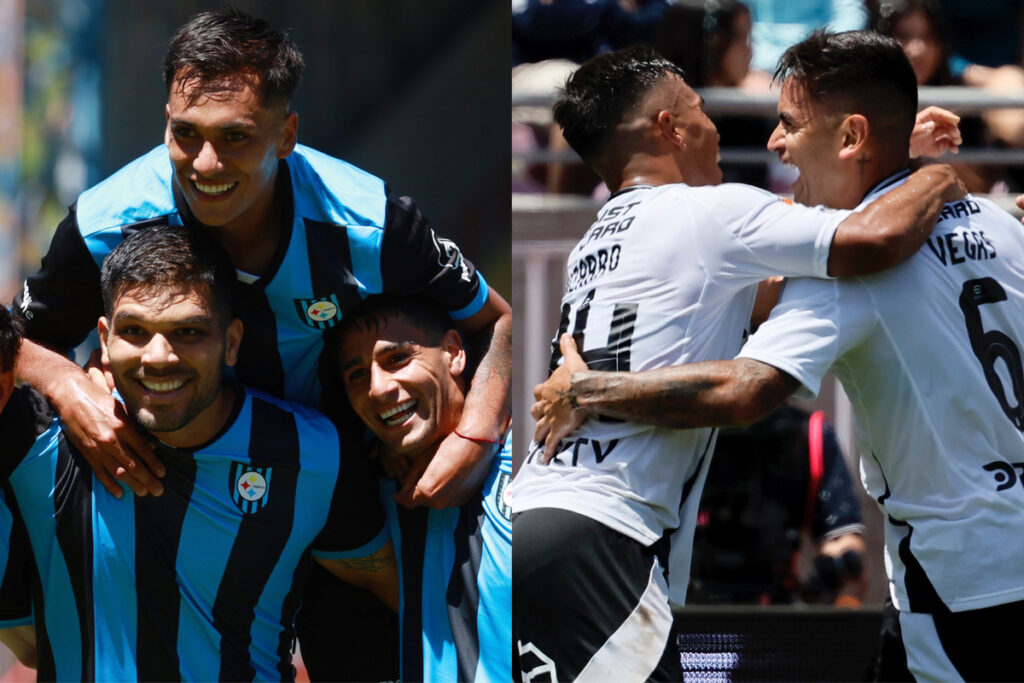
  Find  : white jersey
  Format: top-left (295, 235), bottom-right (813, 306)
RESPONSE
top-left (740, 173), bottom-right (1024, 613)
top-left (511, 182), bottom-right (847, 561)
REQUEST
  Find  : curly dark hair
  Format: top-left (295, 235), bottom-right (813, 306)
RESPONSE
top-left (0, 306), bottom-right (22, 375)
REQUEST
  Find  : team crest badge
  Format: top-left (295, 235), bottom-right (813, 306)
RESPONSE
top-left (231, 462), bottom-right (272, 514)
top-left (294, 294), bottom-right (341, 329)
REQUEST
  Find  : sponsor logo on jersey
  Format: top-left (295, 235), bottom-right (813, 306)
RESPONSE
top-left (518, 641), bottom-right (556, 682)
top-left (497, 471), bottom-right (512, 522)
top-left (19, 281), bottom-right (33, 319)
top-left (294, 294), bottom-right (341, 329)
top-left (432, 233), bottom-right (472, 283)
top-left (231, 462), bottom-right (272, 513)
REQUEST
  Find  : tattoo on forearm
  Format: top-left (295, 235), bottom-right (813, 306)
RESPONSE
top-left (332, 549), bottom-right (392, 573)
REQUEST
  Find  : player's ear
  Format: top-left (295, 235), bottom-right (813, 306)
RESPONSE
top-left (656, 110), bottom-right (684, 149)
top-left (98, 316), bottom-right (112, 365)
top-left (0, 368), bottom-right (14, 414)
top-left (441, 329), bottom-right (466, 378)
top-left (277, 110), bottom-right (298, 159)
top-left (224, 318), bottom-right (244, 367)
top-left (838, 114), bottom-right (869, 160)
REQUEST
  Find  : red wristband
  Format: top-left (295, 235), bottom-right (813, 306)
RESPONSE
top-left (452, 428), bottom-right (502, 446)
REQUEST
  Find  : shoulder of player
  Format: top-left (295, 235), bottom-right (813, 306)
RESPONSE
top-left (75, 145), bottom-right (178, 239)
top-left (0, 385), bottom-right (57, 470)
top-left (663, 182), bottom-right (792, 219)
top-left (238, 385), bottom-right (338, 435)
top-left (286, 144), bottom-right (390, 230)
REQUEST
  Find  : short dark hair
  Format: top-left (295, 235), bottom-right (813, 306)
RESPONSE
top-left (775, 30), bottom-right (918, 148)
top-left (554, 45), bottom-right (686, 165)
top-left (0, 306), bottom-right (22, 374)
top-left (335, 295), bottom-right (453, 348)
top-left (100, 225), bottom-right (236, 323)
top-left (162, 8), bottom-right (305, 108)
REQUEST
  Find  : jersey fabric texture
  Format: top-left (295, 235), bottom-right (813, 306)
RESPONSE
top-left (384, 433), bottom-right (512, 683)
top-left (688, 404), bottom-right (865, 604)
top-left (13, 143), bottom-right (489, 408)
top-left (0, 489), bottom-right (32, 630)
top-left (0, 384), bottom-right (386, 682)
top-left (740, 171), bottom-right (1024, 614)
top-left (510, 182), bottom-right (848, 606)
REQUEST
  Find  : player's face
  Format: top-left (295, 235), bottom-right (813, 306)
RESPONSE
top-left (165, 72), bottom-right (297, 233)
top-left (767, 78), bottom-right (844, 207)
top-left (339, 317), bottom-right (466, 455)
top-left (99, 284), bottom-right (242, 448)
top-left (667, 76), bottom-right (723, 186)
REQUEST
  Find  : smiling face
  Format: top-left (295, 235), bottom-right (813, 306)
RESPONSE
top-left (165, 72), bottom-right (297, 232)
top-left (766, 77), bottom-right (844, 207)
top-left (339, 316), bottom-right (466, 455)
top-left (99, 283), bottom-right (242, 448)
top-left (892, 9), bottom-right (943, 85)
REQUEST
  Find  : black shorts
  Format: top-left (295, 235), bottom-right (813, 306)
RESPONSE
top-left (513, 507), bottom-right (680, 682)
top-left (896, 598), bottom-right (1024, 681)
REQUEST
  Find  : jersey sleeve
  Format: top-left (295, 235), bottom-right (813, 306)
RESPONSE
top-left (811, 422), bottom-right (866, 542)
top-left (379, 194), bottom-right (488, 321)
top-left (311, 434), bottom-right (389, 559)
top-left (691, 184), bottom-right (850, 281)
top-left (0, 491), bottom-right (33, 627)
top-left (13, 208), bottom-right (105, 354)
top-left (737, 277), bottom-right (869, 398)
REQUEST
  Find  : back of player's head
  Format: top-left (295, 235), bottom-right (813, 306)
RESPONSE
top-left (100, 225), bottom-right (236, 323)
top-left (162, 8), bottom-right (305, 109)
top-left (554, 45), bottom-right (687, 166)
top-left (0, 306), bottom-right (22, 375)
top-left (775, 30), bottom-right (918, 150)
top-left (335, 295), bottom-right (453, 348)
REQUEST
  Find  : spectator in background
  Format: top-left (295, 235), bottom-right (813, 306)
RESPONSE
top-left (653, 0), bottom-right (775, 187)
top-left (874, 0), bottom-right (1024, 192)
top-left (688, 403), bottom-right (868, 607)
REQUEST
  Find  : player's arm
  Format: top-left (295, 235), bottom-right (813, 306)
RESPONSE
top-left (315, 541), bottom-right (399, 612)
top-left (400, 289), bottom-right (512, 509)
top-left (0, 625), bottom-right (36, 669)
top-left (532, 333), bottom-right (797, 461)
top-left (827, 163), bottom-right (966, 276)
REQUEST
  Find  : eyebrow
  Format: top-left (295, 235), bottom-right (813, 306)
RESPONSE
top-left (338, 340), bottom-right (420, 373)
top-left (112, 312), bottom-right (212, 326)
top-left (168, 116), bottom-right (260, 132)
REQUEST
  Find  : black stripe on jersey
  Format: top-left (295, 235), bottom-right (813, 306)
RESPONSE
top-left (53, 445), bottom-right (96, 681)
top-left (135, 447), bottom-right (198, 682)
top-left (214, 397), bottom-right (301, 682)
top-left (233, 283), bottom-right (287, 399)
top-left (897, 525), bottom-right (949, 614)
top-left (304, 219), bottom-right (362, 311)
top-left (276, 546), bottom-right (314, 681)
top-left (398, 506), bottom-right (429, 682)
top-left (447, 499), bottom-right (485, 680)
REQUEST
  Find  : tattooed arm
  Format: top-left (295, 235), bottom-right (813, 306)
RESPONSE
top-left (532, 334), bottom-right (798, 462)
top-left (316, 541), bottom-right (399, 612)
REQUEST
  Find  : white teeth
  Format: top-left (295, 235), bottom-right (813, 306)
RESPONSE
top-left (194, 180), bottom-right (235, 195)
top-left (140, 378), bottom-right (185, 393)
top-left (380, 399), bottom-right (416, 425)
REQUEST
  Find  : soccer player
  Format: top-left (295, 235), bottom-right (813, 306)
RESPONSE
top-left (509, 43), bottom-right (965, 681)
top-left (334, 295), bottom-right (512, 683)
top-left (532, 30), bottom-right (1024, 681)
top-left (0, 225), bottom-right (396, 680)
top-left (11, 9), bottom-right (510, 679)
